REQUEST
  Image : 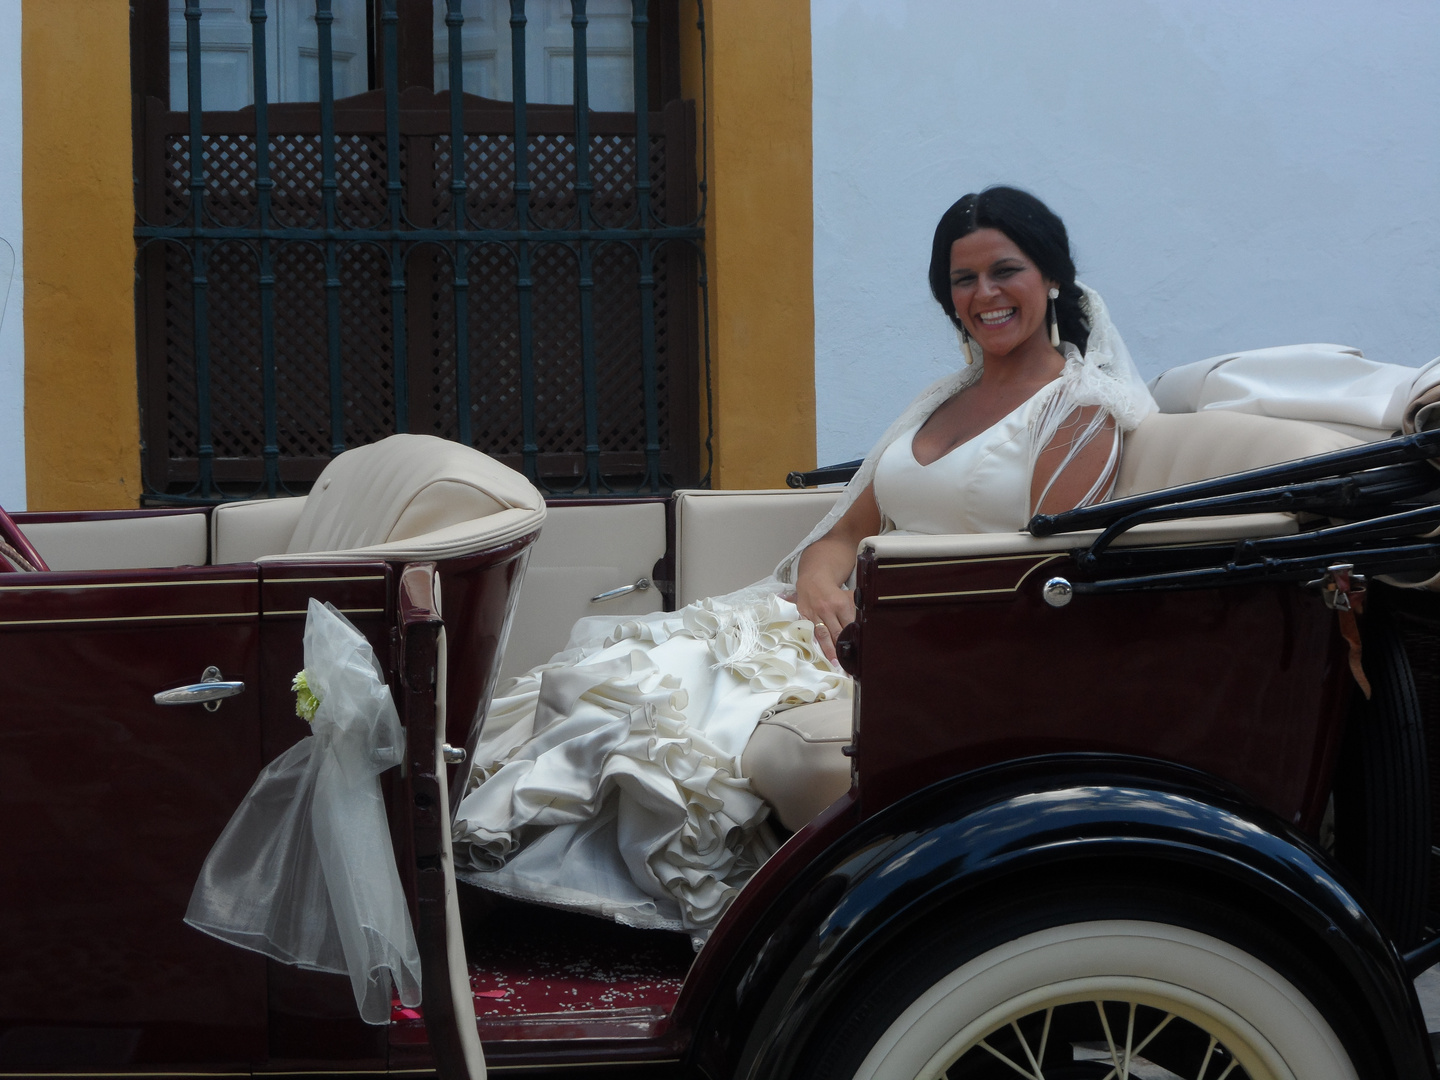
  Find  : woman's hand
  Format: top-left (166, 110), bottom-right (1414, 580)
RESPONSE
top-left (793, 483), bottom-right (881, 664)
top-left (795, 572), bottom-right (855, 663)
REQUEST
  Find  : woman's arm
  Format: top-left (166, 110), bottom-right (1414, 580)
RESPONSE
top-left (794, 482), bottom-right (882, 663)
top-left (794, 407), bottom-right (1116, 662)
top-left (1031, 405), bottom-right (1119, 515)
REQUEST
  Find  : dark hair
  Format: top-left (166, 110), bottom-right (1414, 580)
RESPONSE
top-left (927, 186), bottom-right (1088, 355)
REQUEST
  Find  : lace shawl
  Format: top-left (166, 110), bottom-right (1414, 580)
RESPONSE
top-left (772, 284), bottom-right (1157, 584)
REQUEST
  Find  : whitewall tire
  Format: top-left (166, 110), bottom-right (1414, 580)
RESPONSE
top-left (848, 919), bottom-right (1358, 1080)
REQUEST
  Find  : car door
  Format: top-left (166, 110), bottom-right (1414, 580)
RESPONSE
top-left (0, 565), bottom-right (266, 1071)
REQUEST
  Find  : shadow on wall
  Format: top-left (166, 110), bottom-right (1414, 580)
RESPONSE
top-left (0, 238), bottom-right (13, 333)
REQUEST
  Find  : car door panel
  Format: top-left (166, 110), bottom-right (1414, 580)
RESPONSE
top-left (0, 567), bottom-right (265, 1069)
top-left (252, 563), bottom-right (395, 1070)
top-left (500, 501), bottom-right (666, 681)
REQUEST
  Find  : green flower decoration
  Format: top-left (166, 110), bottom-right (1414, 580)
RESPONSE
top-left (292, 669), bottom-right (321, 724)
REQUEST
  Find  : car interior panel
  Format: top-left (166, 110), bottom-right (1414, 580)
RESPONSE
top-left (210, 495), bottom-right (309, 564)
top-left (497, 500), bottom-right (668, 681)
top-left (673, 488), bottom-right (843, 606)
top-left (15, 508), bottom-right (209, 571)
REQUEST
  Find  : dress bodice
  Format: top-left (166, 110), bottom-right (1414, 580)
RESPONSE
top-left (872, 390), bottom-right (1041, 534)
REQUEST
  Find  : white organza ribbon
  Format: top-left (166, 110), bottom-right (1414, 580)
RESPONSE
top-left (185, 598), bottom-right (421, 1025)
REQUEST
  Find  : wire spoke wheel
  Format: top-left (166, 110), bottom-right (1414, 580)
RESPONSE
top-left (815, 918), bottom-right (1363, 1080)
top-left (925, 983), bottom-right (1274, 1079)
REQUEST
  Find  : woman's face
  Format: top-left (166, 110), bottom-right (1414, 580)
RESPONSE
top-left (948, 228), bottom-right (1055, 360)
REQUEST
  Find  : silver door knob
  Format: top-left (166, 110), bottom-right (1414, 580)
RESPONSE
top-left (1041, 577), bottom-right (1074, 608)
top-left (154, 665), bottom-right (246, 712)
top-left (442, 744), bottom-right (466, 765)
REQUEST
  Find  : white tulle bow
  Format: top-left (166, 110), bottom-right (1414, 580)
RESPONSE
top-left (185, 599), bottom-right (421, 1025)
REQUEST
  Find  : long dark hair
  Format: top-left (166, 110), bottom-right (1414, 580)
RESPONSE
top-left (927, 186), bottom-right (1088, 355)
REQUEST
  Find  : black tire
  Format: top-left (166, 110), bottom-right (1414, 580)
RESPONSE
top-left (1333, 610), bottom-right (1431, 949)
top-left (797, 882), bottom-right (1380, 1080)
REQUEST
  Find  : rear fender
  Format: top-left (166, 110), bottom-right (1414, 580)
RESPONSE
top-left (690, 755), bottom-right (1432, 1080)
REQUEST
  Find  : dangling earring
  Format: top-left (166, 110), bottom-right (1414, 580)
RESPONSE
top-left (956, 323), bottom-right (976, 366)
top-left (1047, 287), bottom-right (1061, 347)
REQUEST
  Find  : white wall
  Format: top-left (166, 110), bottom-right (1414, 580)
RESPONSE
top-left (812, 0), bottom-right (1440, 465)
top-left (0, 0), bottom-right (22, 508)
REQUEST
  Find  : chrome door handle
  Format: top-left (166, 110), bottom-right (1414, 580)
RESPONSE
top-left (590, 577), bottom-right (652, 604)
top-left (154, 665), bottom-right (246, 712)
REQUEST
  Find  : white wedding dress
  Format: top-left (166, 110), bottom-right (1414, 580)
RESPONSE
top-left (872, 381), bottom-right (1114, 535)
top-left (451, 286), bottom-right (1156, 940)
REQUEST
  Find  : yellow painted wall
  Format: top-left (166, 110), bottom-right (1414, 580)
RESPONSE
top-left (20, 2), bottom-right (808, 506)
top-left (23, 1), bottom-right (141, 509)
top-left (681, 0), bottom-right (815, 488)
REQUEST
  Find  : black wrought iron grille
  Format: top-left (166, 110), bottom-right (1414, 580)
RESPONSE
top-left (135, 0), bottom-right (710, 501)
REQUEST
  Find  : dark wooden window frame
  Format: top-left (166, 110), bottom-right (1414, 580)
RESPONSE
top-left (131, 0), bottom-right (708, 501)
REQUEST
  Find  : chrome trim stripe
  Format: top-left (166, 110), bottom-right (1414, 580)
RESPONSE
top-left (263, 574), bottom-right (387, 584)
top-left (264, 607), bottom-right (386, 617)
top-left (876, 553), bottom-right (1061, 601)
top-left (0, 611), bottom-right (258, 628)
top-left (0, 573), bottom-right (386, 595)
top-left (880, 553), bottom-right (1056, 570)
top-left (881, 586), bottom-right (1019, 601)
top-left (0, 578), bottom-right (254, 593)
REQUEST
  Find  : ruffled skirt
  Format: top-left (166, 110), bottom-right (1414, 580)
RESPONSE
top-left (451, 592), bottom-right (847, 937)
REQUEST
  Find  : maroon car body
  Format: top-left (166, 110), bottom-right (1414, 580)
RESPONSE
top-left (3, 432), bottom-right (1439, 1078)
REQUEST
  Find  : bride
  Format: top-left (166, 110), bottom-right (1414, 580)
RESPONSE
top-left (451, 187), bottom-right (1157, 939)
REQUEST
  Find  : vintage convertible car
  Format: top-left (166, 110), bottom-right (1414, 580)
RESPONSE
top-left (6, 407), bottom-right (1440, 1079)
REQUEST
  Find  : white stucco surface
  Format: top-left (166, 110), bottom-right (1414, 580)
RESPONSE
top-left (0, 0), bottom-right (22, 508)
top-left (811, 0), bottom-right (1440, 465)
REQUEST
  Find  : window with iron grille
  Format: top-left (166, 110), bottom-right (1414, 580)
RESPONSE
top-left (131, 0), bottom-right (709, 501)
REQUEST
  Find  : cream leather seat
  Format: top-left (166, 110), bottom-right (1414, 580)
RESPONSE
top-left (743, 696), bottom-right (853, 832)
top-left (744, 409), bottom-right (1363, 831)
top-left (674, 488), bottom-right (843, 605)
top-left (1114, 410), bottom-right (1362, 498)
top-left (212, 434), bottom-right (545, 565)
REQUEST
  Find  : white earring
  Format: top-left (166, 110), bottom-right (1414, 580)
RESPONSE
top-left (956, 324), bottom-right (976, 366)
top-left (1047, 287), bottom-right (1061, 347)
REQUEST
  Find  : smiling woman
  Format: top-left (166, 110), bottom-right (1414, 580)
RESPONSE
top-left (948, 230), bottom-right (1056, 359)
top-left (793, 187), bottom-right (1152, 654)
top-left (920, 189), bottom-right (1120, 518)
top-left (450, 187), bottom-right (1159, 940)
top-left (929, 186), bottom-right (1092, 359)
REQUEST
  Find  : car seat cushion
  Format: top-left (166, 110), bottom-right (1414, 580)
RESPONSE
top-left (742, 696), bottom-right (852, 832)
